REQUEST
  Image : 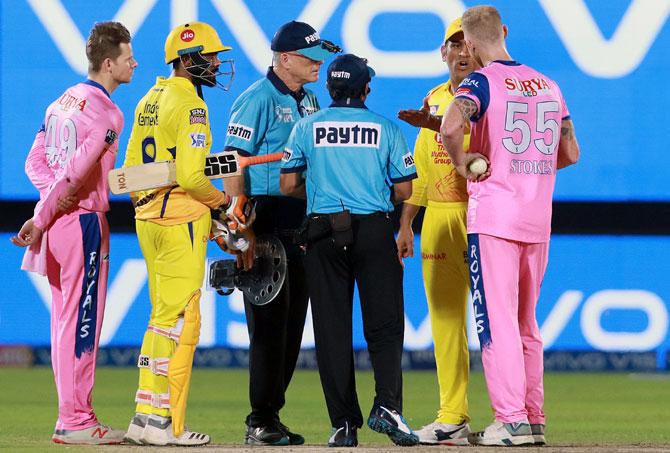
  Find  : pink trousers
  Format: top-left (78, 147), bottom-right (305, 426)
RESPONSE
top-left (46, 210), bottom-right (109, 430)
top-left (468, 233), bottom-right (548, 425)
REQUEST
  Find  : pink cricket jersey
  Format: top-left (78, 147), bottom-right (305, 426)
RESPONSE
top-left (28, 80), bottom-right (124, 230)
top-left (455, 61), bottom-right (569, 243)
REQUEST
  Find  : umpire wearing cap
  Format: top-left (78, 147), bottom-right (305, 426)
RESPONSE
top-left (280, 54), bottom-right (420, 447)
top-left (223, 21), bottom-right (339, 446)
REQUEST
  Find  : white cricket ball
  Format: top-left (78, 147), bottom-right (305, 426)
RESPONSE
top-left (468, 157), bottom-right (488, 175)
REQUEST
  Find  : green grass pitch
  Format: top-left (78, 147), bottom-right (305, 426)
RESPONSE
top-left (0, 367), bottom-right (668, 450)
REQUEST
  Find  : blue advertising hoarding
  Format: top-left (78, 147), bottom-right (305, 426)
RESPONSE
top-left (0, 233), bottom-right (668, 369)
top-left (1, 0), bottom-right (669, 201)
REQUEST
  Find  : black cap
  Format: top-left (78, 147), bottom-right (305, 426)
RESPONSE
top-left (271, 21), bottom-right (335, 62)
top-left (327, 54), bottom-right (376, 91)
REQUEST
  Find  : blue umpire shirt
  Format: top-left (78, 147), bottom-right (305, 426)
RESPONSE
top-left (280, 99), bottom-right (417, 215)
top-left (224, 68), bottom-right (320, 196)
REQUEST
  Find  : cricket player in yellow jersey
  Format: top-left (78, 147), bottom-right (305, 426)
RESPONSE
top-left (396, 17), bottom-right (478, 445)
top-left (121, 22), bottom-right (247, 446)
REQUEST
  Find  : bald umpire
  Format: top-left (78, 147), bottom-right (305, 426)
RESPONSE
top-left (280, 54), bottom-right (419, 447)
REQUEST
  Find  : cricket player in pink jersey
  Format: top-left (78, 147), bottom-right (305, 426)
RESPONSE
top-left (439, 5), bottom-right (580, 447)
top-left (11, 22), bottom-right (137, 445)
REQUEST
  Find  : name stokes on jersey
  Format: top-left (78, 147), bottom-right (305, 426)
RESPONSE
top-left (313, 121), bottom-right (381, 148)
top-left (510, 158), bottom-right (554, 175)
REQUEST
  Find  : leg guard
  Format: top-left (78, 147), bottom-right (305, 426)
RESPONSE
top-left (135, 327), bottom-right (177, 417)
top-left (168, 290), bottom-right (202, 438)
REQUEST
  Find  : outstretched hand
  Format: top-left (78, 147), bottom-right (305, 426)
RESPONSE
top-left (398, 96), bottom-right (441, 132)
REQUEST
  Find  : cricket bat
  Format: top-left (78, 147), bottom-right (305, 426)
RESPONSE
top-left (108, 151), bottom-right (283, 195)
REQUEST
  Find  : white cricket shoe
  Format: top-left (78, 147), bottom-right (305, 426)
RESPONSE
top-left (415, 420), bottom-right (470, 445)
top-left (52, 423), bottom-right (125, 445)
top-left (139, 414), bottom-right (210, 446)
top-left (124, 413), bottom-right (148, 445)
top-left (468, 420), bottom-right (534, 446)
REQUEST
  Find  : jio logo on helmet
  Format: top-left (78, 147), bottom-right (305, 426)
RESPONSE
top-left (180, 29), bottom-right (195, 42)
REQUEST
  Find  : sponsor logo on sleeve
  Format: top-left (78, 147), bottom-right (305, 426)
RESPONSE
top-left (313, 121), bottom-right (381, 148)
top-left (455, 87), bottom-right (471, 97)
top-left (227, 123), bottom-right (254, 141)
top-left (402, 152), bottom-right (415, 169)
top-left (460, 77), bottom-right (480, 88)
top-left (189, 108), bottom-right (207, 125)
top-left (190, 133), bottom-right (207, 148)
top-left (105, 129), bottom-right (118, 145)
top-left (282, 148), bottom-right (293, 162)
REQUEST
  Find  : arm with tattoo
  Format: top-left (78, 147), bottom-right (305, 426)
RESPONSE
top-left (557, 119), bottom-right (580, 169)
top-left (440, 98), bottom-right (477, 168)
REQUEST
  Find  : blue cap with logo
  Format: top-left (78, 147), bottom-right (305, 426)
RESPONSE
top-left (327, 53), bottom-right (376, 91)
top-left (271, 21), bottom-right (340, 62)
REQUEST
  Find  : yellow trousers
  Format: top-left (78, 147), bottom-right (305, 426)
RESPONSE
top-left (421, 201), bottom-right (470, 424)
top-left (134, 213), bottom-right (210, 417)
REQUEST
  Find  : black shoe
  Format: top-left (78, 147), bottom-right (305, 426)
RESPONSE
top-left (367, 404), bottom-right (419, 446)
top-left (328, 421), bottom-right (358, 447)
top-left (245, 424), bottom-right (289, 446)
top-left (277, 422), bottom-right (305, 445)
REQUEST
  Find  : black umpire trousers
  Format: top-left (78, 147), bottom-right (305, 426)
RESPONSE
top-left (244, 196), bottom-right (310, 427)
top-left (304, 212), bottom-right (405, 429)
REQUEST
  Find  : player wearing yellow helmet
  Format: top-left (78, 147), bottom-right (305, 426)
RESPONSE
top-left (396, 17), bottom-right (478, 445)
top-left (122, 21), bottom-right (244, 446)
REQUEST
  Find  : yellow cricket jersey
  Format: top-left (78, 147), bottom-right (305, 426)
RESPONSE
top-left (124, 76), bottom-right (226, 225)
top-left (407, 80), bottom-right (470, 206)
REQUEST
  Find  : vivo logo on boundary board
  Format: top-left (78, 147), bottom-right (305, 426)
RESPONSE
top-left (26, 0), bottom-right (670, 78)
top-left (23, 258), bottom-right (670, 353)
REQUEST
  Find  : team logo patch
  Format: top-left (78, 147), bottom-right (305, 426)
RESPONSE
top-left (275, 106), bottom-right (294, 123)
top-left (181, 29), bottom-right (195, 42)
top-left (313, 121), bottom-right (381, 148)
top-left (402, 152), bottom-right (415, 169)
top-left (227, 123), bottom-right (254, 141)
top-left (429, 104), bottom-right (439, 115)
top-left (190, 133), bottom-right (206, 148)
top-left (282, 148), bottom-right (293, 162)
top-left (105, 129), bottom-right (118, 145)
top-left (189, 108), bottom-right (207, 125)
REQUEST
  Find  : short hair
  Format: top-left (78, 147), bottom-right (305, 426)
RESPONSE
top-left (461, 5), bottom-right (504, 44)
top-left (326, 82), bottom-right (367, 102)
top-left (86, 21), bottom-right (131, 72)
top-left (272, 51), bottom-right (282, 67)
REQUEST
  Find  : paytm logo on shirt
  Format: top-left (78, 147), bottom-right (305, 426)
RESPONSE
top-left (313, 121), bottom-right (381, 148)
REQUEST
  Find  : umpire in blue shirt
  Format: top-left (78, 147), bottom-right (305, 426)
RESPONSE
top-left (280, 54), bottom-right (420, 447)
top-left (223, 21), bottom-right (339, 446)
